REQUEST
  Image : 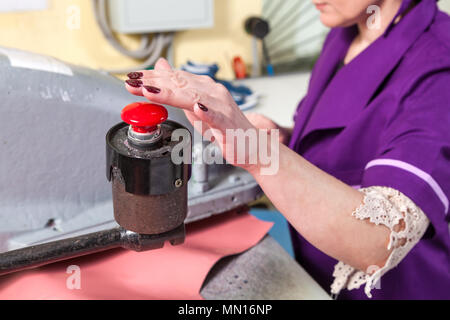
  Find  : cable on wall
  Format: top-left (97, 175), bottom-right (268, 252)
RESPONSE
top-left (91, 0), bottom-right (174, 74)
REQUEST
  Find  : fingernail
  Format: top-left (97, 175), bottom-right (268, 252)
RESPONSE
top-left (198, 103), bottom-right (208, 112)
top-left (144, 86), bottom-right (161, 94)
top-left (127, 72), bottom-right (143, 79)
top-left (125, 79), bottom-right (142, 88)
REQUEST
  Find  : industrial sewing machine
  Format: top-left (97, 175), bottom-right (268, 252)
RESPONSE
top-left (0, 46), bottom-right (262, 275)
top-left (0, 47), bottom-right (329, 299)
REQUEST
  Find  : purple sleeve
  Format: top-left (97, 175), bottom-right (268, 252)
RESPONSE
top-left (361, 72), bottom-right (450, 239)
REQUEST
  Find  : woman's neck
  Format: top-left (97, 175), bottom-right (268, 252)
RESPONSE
top-left (356, 0), bottom-right (403, 44)
top-left (344, 0), bottom-right (406, 64)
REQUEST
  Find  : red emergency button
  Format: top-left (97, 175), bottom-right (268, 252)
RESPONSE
top-left (121, 102), bottom-right (168, 133)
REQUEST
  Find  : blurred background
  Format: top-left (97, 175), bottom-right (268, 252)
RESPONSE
top-left (0, 0), bottom-right (329, 79)
top-left (1, 0), bottom-right (448, 78)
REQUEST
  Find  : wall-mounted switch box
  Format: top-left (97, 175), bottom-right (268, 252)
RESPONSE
top-left (0, 0), bottom-right (47, 12)
top-left (107, 0), bottom-right (214, 34)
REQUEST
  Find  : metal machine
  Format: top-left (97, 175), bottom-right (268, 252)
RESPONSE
top-left (0, 47), bottom-right (262, 275)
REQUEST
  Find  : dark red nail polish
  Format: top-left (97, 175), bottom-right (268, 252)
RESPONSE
top-left (198, 103), bottom-right (208, 112)
top-left (127, 72), bottom-right (143, 79)
top-left (125, 79), bottom-right (142, 88)
top-left (144, 86), bottom-right (161, 94)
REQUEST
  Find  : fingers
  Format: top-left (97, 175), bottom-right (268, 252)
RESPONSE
top-left (127, 69), bottom-right (171, 81)
top-left (185, 103), bottom-right (228, 143)
top-left (184, 110), bottom-right (224, 145)
top-left (125, 58), bottom-right (172, 81)
top-left (184, 110), bottom-right (212, 136)
top-left (125, 79), bottom-right (145, 96)
top-left (124, 75), bottom-right (196, 109)
top-left (244, 112), bottom-right (264, 128)
top-left (125, 68), bottom-right (215, 109)
top-left (141, 80), bottom-right (202, 110)
top-left (128, 69), bottom-right (212, 88)
top-left (123, 65), bottom-right (232, 133)
top-left (155, 57), bottom-right (172, 71)
top-left (245, 112), bottom-right (268, 121)
top-left (244, 112), bottom-right (261, 122)
top-left (192, 102), bottom-right (226, 130)
top-left (244, 112), bottom-right (280, 131)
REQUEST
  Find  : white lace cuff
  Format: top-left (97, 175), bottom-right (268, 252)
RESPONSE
top-left (330, 186), bottom-right (430, 298)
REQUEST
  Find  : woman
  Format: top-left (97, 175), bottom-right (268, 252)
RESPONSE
top-left (125, 0), bottom-right (450, 299)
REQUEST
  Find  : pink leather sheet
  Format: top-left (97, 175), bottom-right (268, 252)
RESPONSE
top-left (0, 211), bottom-right (272, 300)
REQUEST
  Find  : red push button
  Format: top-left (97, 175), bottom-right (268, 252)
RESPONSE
top-left (121, 102), bottom-right (168, 133)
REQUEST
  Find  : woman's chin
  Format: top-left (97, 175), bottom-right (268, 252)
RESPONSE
top-left (319, 14), bottom-right (341, 28)
top-left (319, 14), bottom-right (355, 28)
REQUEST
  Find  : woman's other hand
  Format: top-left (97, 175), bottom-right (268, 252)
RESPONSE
top-left (245, 113), bottom-right (292, 145)
top-left (125, 58), bottom-right (263, 171)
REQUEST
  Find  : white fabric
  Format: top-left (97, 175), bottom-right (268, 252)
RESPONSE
top-left (330, 186), bottom-right (430, 298)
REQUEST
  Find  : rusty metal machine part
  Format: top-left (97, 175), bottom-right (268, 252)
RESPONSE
top-left (106, 117), bottom-right (191, 236)
top-left (0, 224), bottom-right (185, 276)
top-left (0, 49), bottom-right (262, 242)
top-left (0, 103), bottom-right (192, 276)
top-left (0, 49), bottom-right (264, 278)
top-left (112, 169), bottom-right (187, 234)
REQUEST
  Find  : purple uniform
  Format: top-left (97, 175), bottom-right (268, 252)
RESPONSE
top-left (288, 0), bottom-right (450, 299)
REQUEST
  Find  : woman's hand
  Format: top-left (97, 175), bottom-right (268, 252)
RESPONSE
top-left (125, 59), bottom-right (392, 273)
top-left (245, 113), bottom-right (292, 145)
top-left (125, 58), bottom-right (268, 172)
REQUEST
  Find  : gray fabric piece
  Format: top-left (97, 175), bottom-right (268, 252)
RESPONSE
top-left (201, 235), bottom-right (330, 300)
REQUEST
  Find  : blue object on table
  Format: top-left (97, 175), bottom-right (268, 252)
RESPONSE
top-left (250, 208), bottom-right (294, 257)
top-left (181, 61), bottom-right (258, 111)
top-left (266, 64), bottom-right (274, 76)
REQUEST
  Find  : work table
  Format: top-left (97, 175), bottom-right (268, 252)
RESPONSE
top-left (238, 72), bottom-right (311, 128)
top-left (202, 235), bottom-right (330, 299)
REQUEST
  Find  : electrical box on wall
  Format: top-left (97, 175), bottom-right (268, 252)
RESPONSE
top-left (107, 0), bottom-right (214, 33)
top-left (0, 0), bottom-right (47, 12)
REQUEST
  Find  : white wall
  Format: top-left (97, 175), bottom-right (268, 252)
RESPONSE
top-left (438, 0), bottom-right (450, 14)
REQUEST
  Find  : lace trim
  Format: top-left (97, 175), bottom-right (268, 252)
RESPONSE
top-left (330, 186), bottom-right (430, 298)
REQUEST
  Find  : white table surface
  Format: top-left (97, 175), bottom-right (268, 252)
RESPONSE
top-left (237, 72), bottom-right (311, 128)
